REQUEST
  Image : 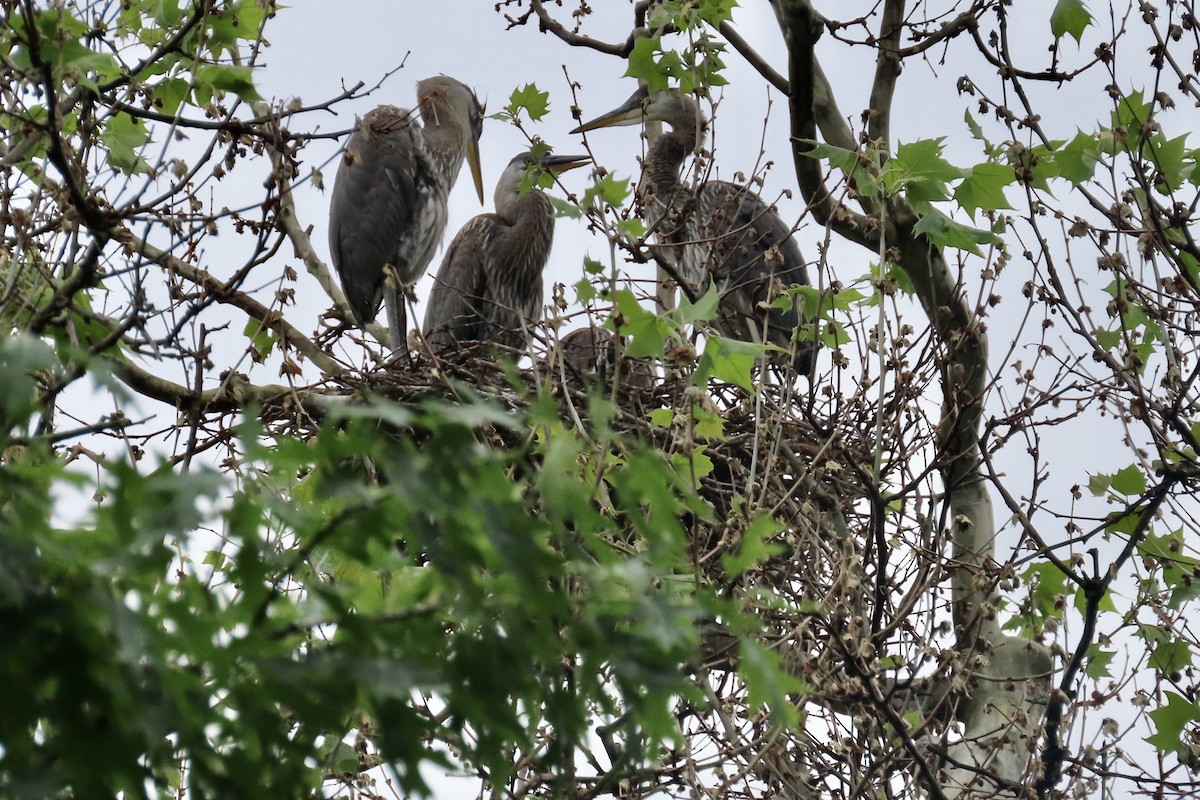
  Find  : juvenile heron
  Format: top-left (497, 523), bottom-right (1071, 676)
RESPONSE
top-left (560, 326), bottom-right (656, 392)
top-left (572, 87), bottom-right (815, 374)
top-left (328, 76), bottom-right (485, 352)
top-left (423, 149), bottom-right (589, 355)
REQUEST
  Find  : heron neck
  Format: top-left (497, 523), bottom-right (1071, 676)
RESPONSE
top-left (419, 99), bottom-right (469, 188)
top-left (496, 189), bottom-right (554, 283)
top-left (648, 100), bottom-right (705, 194)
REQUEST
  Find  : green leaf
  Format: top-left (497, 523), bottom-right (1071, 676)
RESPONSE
top-left (695, 336), bottom-right (764, 391)
top-left (243, 318), bottom-right (279, 362)
top-left (888, 138), bottom-right (960, 205)
top-left (800, 140), bottom-right (883, 199)
top-left (954, 162), bottom-right (1015, 219)
top-left (738, 639), bottom-right (805, 727)
top-left (573, 278), bottom-right (597, 304)
top-left (613, 290), bottom-right (668, 358)
top-left (0, 334), bottom-right (56, 432)
top-left (194, 64), bottom-right (262, 103)
top-left (616, 217), bottom-right (647, 240)
top-left (153, 77), bottom-right (190, 115)
top-left (912, 206), bottom-right (999, 256)
top-left (1087, 472), bottom-right (1111, 496)
top-left (697, 0), bottom-right (739, 27)
top-left (204, 0), bottom-right (267, 59)
top-left (625, 37), bottom-right (670, 94)
top-left (1050, 0), bottom-right (1093, 44)
top-left (648, 408), bottom-right (674, 427)
top-left (1147, 692), bottom-right (1200, 757)
top-left (549, 196), bottom-right (582, 220)
top-left (149, 0), bottom-right (184, 27)
top-left (505, 83), bottom-right (550, 122)
top-left (1107, 91), bottom-right (1153, 154)
top-left (583, 174), bottom-right (632, 209)
top-left (723, 515), bottom-right (786, 578)
top-left (1084, 646), bottom-right (1116, 679)
top-left (677, 283), bottom-right (720, 325)
top-left (1023, 561), bottom-right (1070, 619)
top-left (101, 114), bottom-right (152, 175)
top-left (672, 444), bottom-right (714, 480)
top-left (691, 405), bottom-right (724, 441)
top-left (963, 109), bottom-right (989, 149)
top-left (1110, 464), bottom-right (1147, 495)
top-left (1148, 133), bottom-right (1190, 192)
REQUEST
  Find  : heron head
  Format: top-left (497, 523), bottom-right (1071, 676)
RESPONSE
top-left (502, 148), bottom-right (590, 200)
top-left (570, 86), bottom-right (691, 133)
top-left (359, 104), bottom-right (413, 137)
top-left (417, 76), bottom-right (486, 204)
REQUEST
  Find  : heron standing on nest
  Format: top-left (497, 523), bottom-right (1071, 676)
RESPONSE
top-left (559, 326), bottom-right (657, 392)
top-left (572, 87), bottom-right (815, 375)
top-left (328, 77), bottom-right (485, 354)
top-left (423, 149), bottom-right (589, 355)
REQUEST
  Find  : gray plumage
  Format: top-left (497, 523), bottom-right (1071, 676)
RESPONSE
top-left (327, 77), bottom-right (484, 349)
top-left (423, 150), bottom-right (588, 355)
top-left (573, 87), bottom-right (815, 374)
top-left (560, 327), bottom-right (656, 391)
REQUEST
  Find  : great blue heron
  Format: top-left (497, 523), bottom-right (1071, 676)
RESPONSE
top-left (327, 77), bottom-right (485, 352)
top-left (422, 149), bottom-right (588, 355)
top-left (559, 327), bottom-right (656, 392)
top-left (572, 87), bottom-right (815, 374)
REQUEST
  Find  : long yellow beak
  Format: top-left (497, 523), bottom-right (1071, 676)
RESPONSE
top-left (465, 136), bottom-right (484, 204)
top-left (542, 154), bottom-right (591, 174)
top-left (570, 87), bottom-right (649, 134)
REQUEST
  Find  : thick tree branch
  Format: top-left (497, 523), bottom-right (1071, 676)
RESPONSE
top-left (719, 21), bottom-right (788, 94)
top-left (778, 1), bottom-right (878, 252)
top-left (867, 0), bottom-right (906, 146)
top-left (118, 232), bottom-right (346, 377)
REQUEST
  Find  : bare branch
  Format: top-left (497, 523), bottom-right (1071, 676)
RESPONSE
top-left (119, 232), bottom-right (346, 377)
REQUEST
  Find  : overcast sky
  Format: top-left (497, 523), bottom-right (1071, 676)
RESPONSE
top-left (171, 4), bottom-right (1200, 793)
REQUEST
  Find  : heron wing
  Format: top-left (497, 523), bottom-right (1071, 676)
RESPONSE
top-left (698, 180), bottom-right (814, 371)
top-left (422, 215), bottom-right (497, 353)
top-left (328, 123), bottom-right (421, 325)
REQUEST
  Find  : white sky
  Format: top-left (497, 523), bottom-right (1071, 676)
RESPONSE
top-left (73, 2), bottom-right (1200, 794)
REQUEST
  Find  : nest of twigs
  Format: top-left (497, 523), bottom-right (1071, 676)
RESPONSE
top-left (262, 344), bottom-right (876, 598)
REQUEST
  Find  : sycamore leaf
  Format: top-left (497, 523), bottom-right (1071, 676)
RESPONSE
top-left (912, 206), bottom-right (999, 256)
top-left (101, 114), bottom-right (151, 174)
top-left (613, 290), bottom-right (668, 358)
top-left (1110, 464), bottom-right (1147, 495)
top-left (677, 283), bottom-right (720, 325)
top-left (888, 138), bottom-right (960, 205)
top-left (583, 174), bottom-right (631, 209)
top-left (625, 37), bottom-right (670, 94)
top-left (506, 83), bottom-right (550, 122)
top-left (243, 319), bottom-right (279, 363)
top-left (195, 64), bottom-right (261, 103)
top-left (1084, 646), bottom-right (1116, 679)
top-left (549, 196), bottom-right (582, 220)
top-left (954, 162), bottom-right (1015, 218)
top-left (1147, 692), bottom-right (1200, 756)
top-left (695, 336), bottom-right (764, 391)
top-left (738, 639), bottom-right (805, 727)
top-left (1051, 0), bottom-right (1093, 44)
top-left (724, 515), bottom-right (786, 578)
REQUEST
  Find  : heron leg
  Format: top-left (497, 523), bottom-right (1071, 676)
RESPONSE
top-left (382, 263), bottom-right (411, 363)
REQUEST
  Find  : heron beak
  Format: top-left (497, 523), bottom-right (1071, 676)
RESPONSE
top-left (466, 136), bottom-right (485, 204)
top-left (542, 154), bottom-right (591, 175)
top-left (569, 87), bottom-right (649, 134)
